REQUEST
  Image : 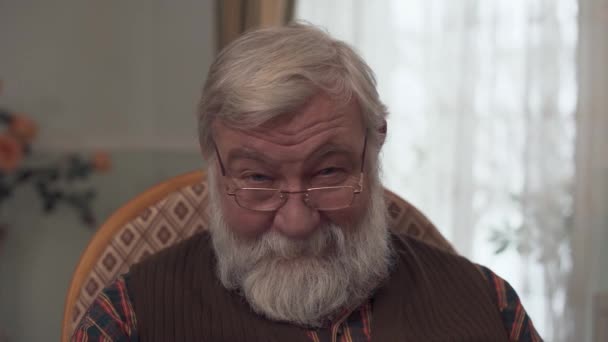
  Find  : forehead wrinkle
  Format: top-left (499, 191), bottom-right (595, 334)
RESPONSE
top-left (226, 148), bottom-right (281, 169)
top-left (248, 114), bottom-right (349, 147)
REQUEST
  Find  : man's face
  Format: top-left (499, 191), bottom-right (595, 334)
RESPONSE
top-left (205, 93), bottom-right (391, 327)
top-left (211, 93), bottom-right (370, 241)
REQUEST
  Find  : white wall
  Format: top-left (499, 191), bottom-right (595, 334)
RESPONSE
top-left (0, 0), bottom-right (215, 151)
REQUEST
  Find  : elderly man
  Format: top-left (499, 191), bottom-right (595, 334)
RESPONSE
top-left (73, 23), bottom-right (542, 341)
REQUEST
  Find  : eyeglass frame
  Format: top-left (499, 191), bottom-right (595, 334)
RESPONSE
top-left (213, 133), bottom-right (368, 212)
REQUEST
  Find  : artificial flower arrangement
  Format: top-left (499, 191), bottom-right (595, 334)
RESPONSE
top-left (0, 107), bottom-right (110, 246)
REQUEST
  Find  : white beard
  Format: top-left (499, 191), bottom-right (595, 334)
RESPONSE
top-left (207, 169), bottom-right (394, 327)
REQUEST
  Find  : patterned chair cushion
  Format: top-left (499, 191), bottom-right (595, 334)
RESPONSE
top-left (64, 171), bottom-right (455, 337)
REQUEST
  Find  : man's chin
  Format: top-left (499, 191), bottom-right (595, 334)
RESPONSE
top-left (240, 258), bottom-right (351, 327)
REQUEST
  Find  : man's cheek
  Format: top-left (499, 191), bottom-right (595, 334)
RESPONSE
top-left (321, 210), bottom-right (358, 230)
top-left (222, 203), bottom-right (274, 238)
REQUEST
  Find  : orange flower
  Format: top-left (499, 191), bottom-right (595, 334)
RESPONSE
top-left (0, 134), bottom-right (24, 172)
top-left (91, 151), bottom-right (111, 172)
top-left (9, 114), bottom-right (38, 143)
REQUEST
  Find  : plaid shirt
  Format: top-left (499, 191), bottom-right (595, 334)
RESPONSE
top-left (72, 265), bottom-right (542, 342)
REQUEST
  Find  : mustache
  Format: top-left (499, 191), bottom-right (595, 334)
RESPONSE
top-left (228, 222), bottom-right (347, 261)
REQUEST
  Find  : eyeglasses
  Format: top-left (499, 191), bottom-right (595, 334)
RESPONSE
top-left (214, 134), bottom-right (368, 212)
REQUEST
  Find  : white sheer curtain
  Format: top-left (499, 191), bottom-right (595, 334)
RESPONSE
top-left (296, 1), bottom-right (578, 341)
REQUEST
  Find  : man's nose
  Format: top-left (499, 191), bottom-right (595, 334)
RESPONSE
top-left (272, 192), bottom-right (321, 239)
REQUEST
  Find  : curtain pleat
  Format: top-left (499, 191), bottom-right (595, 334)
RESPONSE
top-left (216, 0), bottom-right (294, 51)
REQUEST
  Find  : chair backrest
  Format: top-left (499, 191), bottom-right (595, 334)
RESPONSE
top-left (61, 170), bottom-right (455, 341)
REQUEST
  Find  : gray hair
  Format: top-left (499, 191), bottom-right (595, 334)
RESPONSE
top-left (197, 22), bottom-right (388, 157)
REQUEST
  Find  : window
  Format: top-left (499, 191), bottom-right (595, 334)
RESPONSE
top-left (297, 1), bottom-right (578, 340)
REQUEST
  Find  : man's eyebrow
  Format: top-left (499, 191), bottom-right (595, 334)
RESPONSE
top-left (226, 149), bottom-right (280, 168)
top-left (306, 144), bottom-right (357, 164)
top-left (225, 143), bottom-right (357, 168)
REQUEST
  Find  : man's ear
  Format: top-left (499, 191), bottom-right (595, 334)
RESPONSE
top-left (378, 119), bottom-right (387, 146)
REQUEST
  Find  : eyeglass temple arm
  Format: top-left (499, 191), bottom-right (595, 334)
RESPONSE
top-left (214, 143), bottom-right (227, 176)
top-left (360, 132), bottom-right (368, 173)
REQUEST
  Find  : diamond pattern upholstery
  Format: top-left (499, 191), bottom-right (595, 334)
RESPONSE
top-left (61, 170), bottom-right (455, 341)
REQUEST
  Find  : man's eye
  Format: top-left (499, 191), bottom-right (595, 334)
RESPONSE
top-left (317, 167), bottom-right (343, 176)
top-left (244, 173), bottom-right (273, 183)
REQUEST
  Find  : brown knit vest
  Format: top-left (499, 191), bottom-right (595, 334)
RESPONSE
top-left (128, 232), bottom-right (509, 341)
